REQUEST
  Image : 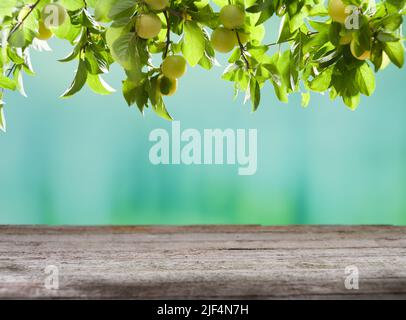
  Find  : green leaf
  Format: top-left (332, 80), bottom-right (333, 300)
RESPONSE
top-left (301, 92), bottom-right (310, 108)
top-left (122, 80), bottom-right (148, 112)
top-left (275, 51), bottom-right (293, 91)
top-left (182, 21), bottom-right (205, 67)
top-left (379, 13), bottom-right (403, 31)
top-left (309, 68), bottom-right (333, 92)
top-left (357, 15), bottom-right (372, 52)
top-left (122, 80), bottom-right (137, 106)
top-left (290, 6), bottom-right (309, 32)
top-left (111, 32), bottom-right (136, 70)
top-left (81, 9), bottom-right (101, 30)
top-left (152, 98), bottom-right (173, 121)
top-left (146, 77), bottom-right (171, 119)
top-left (0, 103), bottom-right (6, 132)
top-left (85, 49), bottom-right (109, 75)
top-left (87, 74), bottom-right (115, 95)
top-left (277, 15), bottom-right (294, 43)
top-left (250, 78), bottom-right (261, 111)
top-left (377, 32), bottom-right (399, 42)
top-left (52, 15), bottom-right (82, 43)
top-left (0, 0), bottom-right (17, 20)
top-left (13, 66), bottom-right (27, 97)
top-left (7, 47), bottom-right (25, 64)
top-left (272, 81), bottom-right (288, 103)
top-left (59, 44), bottom-right (81, 62)
top-left (147, 76), bottom-right (159, 106)
top-left (255, 6), bottom-right (274, 26)
top-left (61, 59), bottom-right (88, 98)
top-left (95, 0), bottom-right (118, 22)
top-left (355, 63), bottom-right (375, 96)
top-left (108, 0), bottom-right (135, 20)
top-left (384, 41), bottom-right (404, 68)
top-left (106, 26), bottom-right (125, 50)
top-left (8, 29), bottom-right (26, 48)
top-left (0, 74), bottom-right (17, 90)
top-left (343, 94), bottom-right (360, 111)
top-left (58, 0), bottom-right (85, 11)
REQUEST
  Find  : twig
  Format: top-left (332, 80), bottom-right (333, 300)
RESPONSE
top-left (236, 31), bottom-right (250, 70)
top-left (265, 31), bottom-right (319, 47)
top-left (7, 0), bottom-right (42, 41)
top-left (168, 9), bottom-right (184, 19)
top-left (6, 64), bottom-right (16, 77)
top-left (1, 64), bottom-right (17, 94)
top-left (81, 1), bottom-right (91, 54)
top-left (163, 10), bottom-right (171, 58)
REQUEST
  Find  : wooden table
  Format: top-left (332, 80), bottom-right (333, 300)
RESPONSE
top-left (0, 225), bottom-right (405, 299)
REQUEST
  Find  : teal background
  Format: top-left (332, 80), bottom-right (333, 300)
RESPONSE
top-left (1, 29), bottom-right (406, 225)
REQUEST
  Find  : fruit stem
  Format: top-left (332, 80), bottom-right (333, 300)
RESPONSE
top-left (8, 0), bottom-right (42, 41)
top-left (236, 31), bottom-right (250, 70)
top-left (163, 10), bottom-right (171, 59)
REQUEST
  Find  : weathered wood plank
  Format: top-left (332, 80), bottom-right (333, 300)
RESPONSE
top-left (0, 225), bottom-right (406, 299)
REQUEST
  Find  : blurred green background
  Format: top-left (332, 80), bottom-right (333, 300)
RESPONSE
top-left (1, 26), bottom-right (406, 225)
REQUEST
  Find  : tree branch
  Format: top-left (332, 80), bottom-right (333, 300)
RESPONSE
top-left (168, 9), bottom-right (184, 19)
top-left (236, 31), bottom-right (250, 70)
top-left (163, 10), bottom-right (171, 59)
top-left (8, 0), bottom-right (42, 41)
top-left (265, 31), bottom-right (319, 47)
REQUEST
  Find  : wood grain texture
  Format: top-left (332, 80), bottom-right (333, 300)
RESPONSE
top-left (0, 225), bottom-right (406, 299)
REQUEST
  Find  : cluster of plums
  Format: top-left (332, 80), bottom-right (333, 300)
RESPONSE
top-left (135, 3), bottom-right (250, 98)
top-left (29, 1), bottom-right (386, 100)
top-left (133, 0), bottom-right (186, 97)
top-left (210, 4), bottom-right (249, 53)
top-left (328, 0), bottom-right (389, 67)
